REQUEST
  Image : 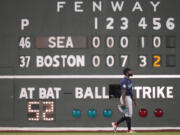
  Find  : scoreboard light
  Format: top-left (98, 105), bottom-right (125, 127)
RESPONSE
top-left (42, 101), bottom-right (54, 121)
top-left (27, 101), bottom-right (40, 121)
top-left (88, 109), bottom-right (97, 118)
top-left (139, 108), bottom-right (148, 118)
top-left (27, 101), bottom-right (54, 121)
top-left (0, 0), bottom-right (179, 129)
top-left (154, 108), bottom-right (163, 118)
top-left (72, 109), bottom-right (81, 118)
top-left (103, 109), bottom-right (112, 118)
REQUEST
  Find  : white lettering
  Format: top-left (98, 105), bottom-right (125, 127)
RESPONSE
top-left (75, 1), bottom-right (84, 12)
top-left (134, 86), bottom-right (174, 99)
top-left (111, 1), bottom-right (124, 12)
top-left (21, 19), bottom-right (29, 30)
top-left (57, 1), bottom-right (66, 12)
top-left (19, 87), bottom-right (35, 99)
top-left (132, 1), bottom-right (143, 12)
top-left (92, 1), bottom-right (102, 12)
top-left (75, 86), bottom-right (108, 99)
top-left (150, 1), bottom-right (160, 12)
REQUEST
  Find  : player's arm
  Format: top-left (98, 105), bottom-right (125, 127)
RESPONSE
top-left (131, 95), bottom-right (138, 107)
top-left (121, 89), bottom-right (126, 107)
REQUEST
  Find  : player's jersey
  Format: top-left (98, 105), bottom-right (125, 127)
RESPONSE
top-left (120, 77), bottom-right (133, 96)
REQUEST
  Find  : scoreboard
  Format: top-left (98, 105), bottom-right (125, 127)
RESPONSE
top-left (0, 0), bottom-right (180, 130)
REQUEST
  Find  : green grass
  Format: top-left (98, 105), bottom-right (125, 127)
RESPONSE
top-left (0, 133), bottom-right (180, 135)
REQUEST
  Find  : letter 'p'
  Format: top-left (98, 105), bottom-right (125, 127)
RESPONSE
top-left (21, 18), bottom-right (30, 30)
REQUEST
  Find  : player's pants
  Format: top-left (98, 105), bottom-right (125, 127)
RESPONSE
top-left (120, 96), bottom-right (133, 117)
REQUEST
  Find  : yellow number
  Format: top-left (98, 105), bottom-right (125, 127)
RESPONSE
top-left (153, 55), bottom-right (161, 67)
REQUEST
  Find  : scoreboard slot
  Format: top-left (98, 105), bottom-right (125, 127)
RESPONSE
top-left (166, 36), bottom-right (176, 48)
top-left (35, 36), bottom-right (87, 49)
top-left (166, 55), bottom-right (176, 67)
top-left (109, 84), bottom-right (121, 98)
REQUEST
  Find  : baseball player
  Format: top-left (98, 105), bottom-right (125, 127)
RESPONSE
top-left (112, 67), bottom-right (138, 133)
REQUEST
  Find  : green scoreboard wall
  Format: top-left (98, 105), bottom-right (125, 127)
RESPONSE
top-left (0, 0), bottom-right (180, 130)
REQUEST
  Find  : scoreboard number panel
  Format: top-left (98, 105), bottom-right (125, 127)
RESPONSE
top-left (153, 55), bottom-right (161, 67)
top-left (27, 101), bottom-right (54, 121)
top-left (0, 0), bottom-right (180, 129)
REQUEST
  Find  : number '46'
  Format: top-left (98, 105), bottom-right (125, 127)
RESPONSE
top-left (19, 37), bottom-right (31, 48)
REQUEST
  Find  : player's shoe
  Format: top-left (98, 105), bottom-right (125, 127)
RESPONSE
top-left (118, 104), bottom-right (128, 113)
top-left (111, 122), bottom-right (117, 133)
top-left (127, 130), bottom-right (136, 133)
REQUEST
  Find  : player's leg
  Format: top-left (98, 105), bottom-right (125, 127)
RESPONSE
top-left (117, 96), bottom-right (127, 124)
top-left (125, 96), bottom-right (135, 133)
top-left (111, 96), bottom-right (126, 132)
top-left (112, 115), bottom-right (126, 132)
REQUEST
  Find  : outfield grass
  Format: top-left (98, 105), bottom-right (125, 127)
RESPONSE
top-left (0, 133), bottom-right (180, 135)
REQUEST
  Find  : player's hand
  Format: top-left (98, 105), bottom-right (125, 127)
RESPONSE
top-left (133, 100), bottom-right (138, 107)
top-left (121, 104), bottom-right (127, 109)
